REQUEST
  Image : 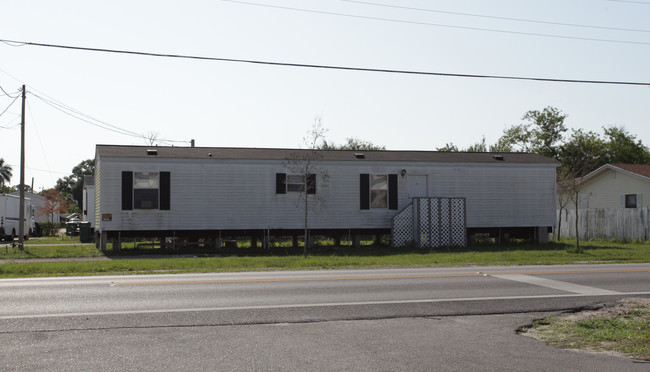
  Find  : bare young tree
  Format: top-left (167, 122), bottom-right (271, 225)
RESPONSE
top-left (283, 117), bottom-right (329, 257)
top-left (144, 131), bottom-right (160, 146)
top-left (557, 167), bottom-right (586, 253)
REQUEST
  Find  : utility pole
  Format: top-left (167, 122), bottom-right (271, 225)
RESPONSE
top-left (18, 85), bottom-right (26, 251)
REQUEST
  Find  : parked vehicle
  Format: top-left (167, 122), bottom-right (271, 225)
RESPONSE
top-left (0, 194), bottom-right (33, 241)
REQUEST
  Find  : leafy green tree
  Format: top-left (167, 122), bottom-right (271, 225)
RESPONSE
top-left (0, 158), bottom-right (12, 187)
top-left (436, 143), bottom-right (460, 152)
top-left (55, 159), bottom-right (95, 210)
top-left (602, 126), bottom-right (650, 165)
top-left (465, 137), bottom-right (489, 152)
top-left (499, 107), bottom-right (567, 160)
top-left (319, 137), bottom-right (385, 150)
top-left (437, 137), bottom-right (511, 153)
top-left (559, 129), bottom-right (607, 177)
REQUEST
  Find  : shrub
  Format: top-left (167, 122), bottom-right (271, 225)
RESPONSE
top-left (39, 222), bottom-right (63, 237)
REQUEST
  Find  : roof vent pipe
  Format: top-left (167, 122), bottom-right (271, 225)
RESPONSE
top-left (191, 139), bottom-right (195, 147)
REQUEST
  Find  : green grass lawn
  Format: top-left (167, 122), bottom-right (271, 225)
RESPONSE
top-left (0, 238), bottom-right (648, 278)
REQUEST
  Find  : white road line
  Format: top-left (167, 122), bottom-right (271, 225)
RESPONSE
top-left (2, 292), bottom-right (650, 320)
top-left (491, 274), bottom-right (620, 295)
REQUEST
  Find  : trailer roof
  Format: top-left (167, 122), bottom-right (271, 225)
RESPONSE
top-left (95, 145), bottom-right (558, 164)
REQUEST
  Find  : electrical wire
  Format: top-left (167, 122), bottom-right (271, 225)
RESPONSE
top-left (29, 90), bottom-right (142, 137)
top-left (29, 92), bottom-right (146, 138)
top-left (343, 0), bottom-right (650, 33)
top-left (0, 84), bottom-right (19, 98)
top-left (221, 0), bottom-right (650, 46)
top-left (1, 38), bottom-right (648, 86)
top-left (0, 94), bottom-right (19, 120)
top-left (609, 0), bottom-right (650, 4)
top-left (28, 90), bottom-right (190, 145)
top-left (26, 99), bottom-right (57, 186)
top-left (0, 120), bottom-right (20, 129)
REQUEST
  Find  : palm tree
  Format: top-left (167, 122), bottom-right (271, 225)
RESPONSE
top-left (0, 158), bottom-right (13, 187)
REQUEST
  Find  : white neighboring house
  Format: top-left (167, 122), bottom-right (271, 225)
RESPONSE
top-left (556, 164), bottom-right (650, 241)
top-left (9, 191), bottom-right (59, 223)
top-left (94, 145), bottom-right (559, 250)
top-left (565, 164), bottom-right (650, 209)
top-left (82, 175), bottom-right (95, 229)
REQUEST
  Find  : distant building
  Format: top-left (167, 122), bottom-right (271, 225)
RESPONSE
top-left (83, 175), bottom-right (95, 229)
top-left (562, 164), bottom-right (650, 209)
top-left (10, 190), bottom-right (60, 223)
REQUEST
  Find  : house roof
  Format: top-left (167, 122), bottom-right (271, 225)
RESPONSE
top-left (581, 163), bottom-right (650, 184)
top-left (610, 164), bottom-right (650, 179)
top-left (95, 145), bottom-right (558, 165)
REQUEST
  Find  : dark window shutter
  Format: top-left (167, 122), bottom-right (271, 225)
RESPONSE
top-left (360, 174), bottom-right (370, 210)
top-left (276, 173), bottom-right (286, 194)
top-left (121, 171), bottom-right (133, 210)
top-left (307, 174), bottom-right (316, 194)
top-left (388, 174), bottom-right (398, 210)
top-left (160, 171), bottom-right (171, 210)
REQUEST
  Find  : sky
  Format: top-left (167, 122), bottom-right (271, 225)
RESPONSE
top-left (1, 0), bottom-right (649, 191)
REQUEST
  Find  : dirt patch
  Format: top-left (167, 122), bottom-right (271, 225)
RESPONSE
top-left (522, 297), bottom-right (650, 360)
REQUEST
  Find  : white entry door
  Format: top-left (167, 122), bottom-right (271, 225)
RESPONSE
top-left (407, 175), bottom-right (428, 199)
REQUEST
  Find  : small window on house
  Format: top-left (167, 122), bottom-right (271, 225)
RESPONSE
top-left (134, 172), bottom-right (159, 209)
top-left (276, 173), bottom-right (316, 194)
top-left (371, 175), bottom-right (388, 208)
top-left (360, 174), bottom-right (398, 210)
top-left (625, 194), bottom-right (637, 208)
top-left (287, 175), bottom-right (305, 192)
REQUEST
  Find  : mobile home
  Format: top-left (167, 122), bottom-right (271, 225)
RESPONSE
top-left (94, 145), bottom-right (559, 250)
top-left (0, 194), bottom-right (33, 241)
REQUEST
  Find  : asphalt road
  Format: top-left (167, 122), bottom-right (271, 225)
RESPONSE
top-left (1, 264), bottom-right (649, 370)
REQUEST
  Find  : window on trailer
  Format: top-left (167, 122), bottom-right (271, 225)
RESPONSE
top-left (134, 172), bottom-right (159, 209)
top-left (275, 173), bottom-right (316, 194)
top-left (122, 171), bottom-right (170, 210)
top-left (360, 174), bottom-right (398, 210)
top-left (370, 175), bottom-right (388, 208)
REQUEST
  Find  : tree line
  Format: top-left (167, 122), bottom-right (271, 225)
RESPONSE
top-left (437, 106), bottom-right (650, 177)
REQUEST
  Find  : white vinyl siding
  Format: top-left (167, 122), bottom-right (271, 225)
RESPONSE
top-left (568, 169), bottom-right (650, 209)
top-left (95, 156), bottom-right (557, 232)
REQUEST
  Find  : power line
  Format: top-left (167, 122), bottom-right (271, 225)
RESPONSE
top-left (29, 91), bottom-right (144, 138)
top-left (221, 0), bottom-right (650, 46)
top-left (609, 0), bottom-right (650, 4)
top-left (26, 99), bottom-right (58, 186)
top-left (0, 84), bottom-right (19, 98)
top-left (344, 0), bottom-right (650, 33)
top-left (29, 89), bottom-right (142, 137)
top-left (1, 38), bottom-right (649, 86)
top-left (28, 89), bottom-right (190, 145)
top-left (0, 121), bottom-right (20, 129)
top-left (0, 94), bottom-right (19, 120)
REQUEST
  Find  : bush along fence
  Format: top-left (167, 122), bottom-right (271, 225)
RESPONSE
top-left (557, 207), bottom-right (649, 242)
